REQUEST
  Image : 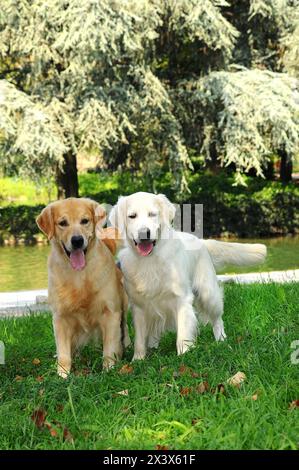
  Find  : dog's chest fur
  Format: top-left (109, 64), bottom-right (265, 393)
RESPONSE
top-left (120, 249), bottom-right (186, 300)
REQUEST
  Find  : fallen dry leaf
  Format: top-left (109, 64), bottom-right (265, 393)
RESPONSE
top-left (251, 394), bottom-right (258, 401)
top-left (32, 358), bottom-right (41, 366)
top-left (195, 381), bottom-right (210, 394)
top-left (36, 375), bottom-right (44, 383)
top-left (63, 426), bottom-right (74, 443)
top-left (115, 389), bottom-right (129, 396)
top-left (45, 421), bottom-right (58, 438)
top-left (180, 386), bottom-right (193, 396)
top-left (49, 427), bottom-right (58, 438)
top-left (174, 365), bottom-right (204, 379)
top-left (173, 365), bottom-right (192, 377)
top-left (227, 371), bottom-right (246, 388)
top-left (119, 364), bottom-right (133, 375)
top-left (15, 375), bottom-right (23, 382)
top-left (289, 400), bottom-right (299, 409)
top-left (179, 365), bottom-right (191, 375)
top-left (156, 445), bottom-right (169, 450)
top-left (191, 371), bottom-right (200, 378)
top-left (31, 408), bottom-right (47, 429)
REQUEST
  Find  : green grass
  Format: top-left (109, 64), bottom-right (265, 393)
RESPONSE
top-left (0, 177), bottom-right (56, 207)
top-left (0, 283), bottom-right (299, 450)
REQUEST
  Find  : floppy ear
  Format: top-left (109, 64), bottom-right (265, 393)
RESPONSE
top-left (36, 205), bottom-right (55, 240)
top-left (157, 194), bottom-right (176, 227)
top-left (92, 201), bottom-right (106, 227)
top-left (108, 196), bottom-right (127, 237)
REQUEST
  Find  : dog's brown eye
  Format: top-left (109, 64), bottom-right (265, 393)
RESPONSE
top-left (58, 220), bottom-right (68, 227)
top-left (81, 218), bottom-right (89, 225)
top-left (128, 213), bottom-right (137, 219)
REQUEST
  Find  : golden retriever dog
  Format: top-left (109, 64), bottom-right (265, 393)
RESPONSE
top-left (109, 192), bottom-right (266, 360)
top-left (36, 197), bottom-right (130, 378)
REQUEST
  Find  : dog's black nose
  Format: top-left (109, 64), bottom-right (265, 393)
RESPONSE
top-left (138, 227), bottom-right (151, 240)
top-left (71, 235), bottom-right (84, 249)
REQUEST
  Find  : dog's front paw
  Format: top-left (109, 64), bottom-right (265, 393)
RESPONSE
top-left (57, 366), bottom-right (70, 379)
top-left (213, 321), bottom-right (227, 342)
top-left (103, 356), bottom-right (116, 370)
top-left (176, 339), bottom-right (194, 355)
top-left (132, 351), bottom-right (146, 361)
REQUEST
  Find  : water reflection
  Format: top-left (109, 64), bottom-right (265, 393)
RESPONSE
top-left (0, 237), bottom-right (298, 292)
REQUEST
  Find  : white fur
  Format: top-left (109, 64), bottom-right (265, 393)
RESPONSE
top-left (109, 192), bottom-right (267, 359)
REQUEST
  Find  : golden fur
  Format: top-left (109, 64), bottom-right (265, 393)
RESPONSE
top-left (36, 197), bottom-right (130, 378)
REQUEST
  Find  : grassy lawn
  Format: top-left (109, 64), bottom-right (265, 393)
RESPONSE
top-left (0, 283), bottom-right (298, 450)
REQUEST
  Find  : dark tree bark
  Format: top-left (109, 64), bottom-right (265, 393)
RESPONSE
top-left (279, 147), bottom-right (293, 183)
top-left (206, 141), bottom-right (220, 174)
top-left (56, 151), bottom-right (79, 199)
top-left (263, 159), bottom-right (274, 180)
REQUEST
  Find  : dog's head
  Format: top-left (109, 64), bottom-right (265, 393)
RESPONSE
top-left (36, 198), bottom-right (106, 270)
top-left (109, 192), bottom-right (175, 257)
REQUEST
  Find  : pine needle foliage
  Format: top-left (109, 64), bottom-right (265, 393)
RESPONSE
top-left (176, 68), bottom-right (299, 184)
top-left (0, 0), bottom-right (298, 190)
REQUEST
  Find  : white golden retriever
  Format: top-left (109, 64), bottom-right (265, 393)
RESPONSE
top-left (109, 192), bottom-right (266, 360)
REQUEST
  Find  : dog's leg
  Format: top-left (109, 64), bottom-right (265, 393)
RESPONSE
top-left (53, 317), bottom-right (72, 379)
top-left (132, 305), bottom-right (148, 360)
top-left (193, 247), bottom-right (226, 342)
top-left (100, 309), bottom-right (123, 369)
top-left (123, 322), bottom-right (131, 349)
top-left (212, 317), bottom-right (227, 341)
top-left (147, 333), bottom-right (161, 350)
top-left (201, 283), bottom-right (226, 342)
top-left (176, 302), bottom-right (198, 355)
top-left (122, 307), bottom-right (131, 349)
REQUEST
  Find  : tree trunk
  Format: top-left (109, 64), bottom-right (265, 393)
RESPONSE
top-left (206, 141), bottom-right (220, 174)
top-left (279, 148), bottom-right (293, 183)
top-left (56, 152), bottom-right (79, 199)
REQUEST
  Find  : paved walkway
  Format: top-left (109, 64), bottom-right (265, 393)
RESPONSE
top-left (217, 269), bottom-right (299, 284)
top-left (0, 269), bottom-right (298, 318)
top-left (0, 289), bottom-right (49, 317)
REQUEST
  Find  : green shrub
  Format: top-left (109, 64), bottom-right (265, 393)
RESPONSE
top-left (0, 204), bottom-right (44, 243)
top-left (185, 173), bottom-right (299, 237)
top-left (0, 172), bottom-right (298, 243)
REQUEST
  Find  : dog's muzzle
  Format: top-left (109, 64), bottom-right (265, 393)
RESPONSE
top-left (133, 239), bottom-right (156, 256)
top-left (62, 239), bottom-right (87, 271)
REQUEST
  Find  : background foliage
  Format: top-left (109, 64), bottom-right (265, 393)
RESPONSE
top-left (1, 171), bottom-right (298, 243)
top-left (0, 0), bottom-right (299, 197)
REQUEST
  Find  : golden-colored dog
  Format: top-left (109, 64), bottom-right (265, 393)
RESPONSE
top-left (36, 197), bottom-right (130, 378)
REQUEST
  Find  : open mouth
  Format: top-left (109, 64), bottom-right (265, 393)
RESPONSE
top-left (62, 243), bottom-right (87, 271)
top-left (134, 239), bottom-right (156, 257)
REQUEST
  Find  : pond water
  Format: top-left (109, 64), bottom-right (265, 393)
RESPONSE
top-left (0, 237), bottom-right (298, 292)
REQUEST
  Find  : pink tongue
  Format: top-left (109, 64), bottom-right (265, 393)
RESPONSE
top-left (137, 241), bottom-right (154, 256)
top-left (70, 249), bottom-right (86, 271)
